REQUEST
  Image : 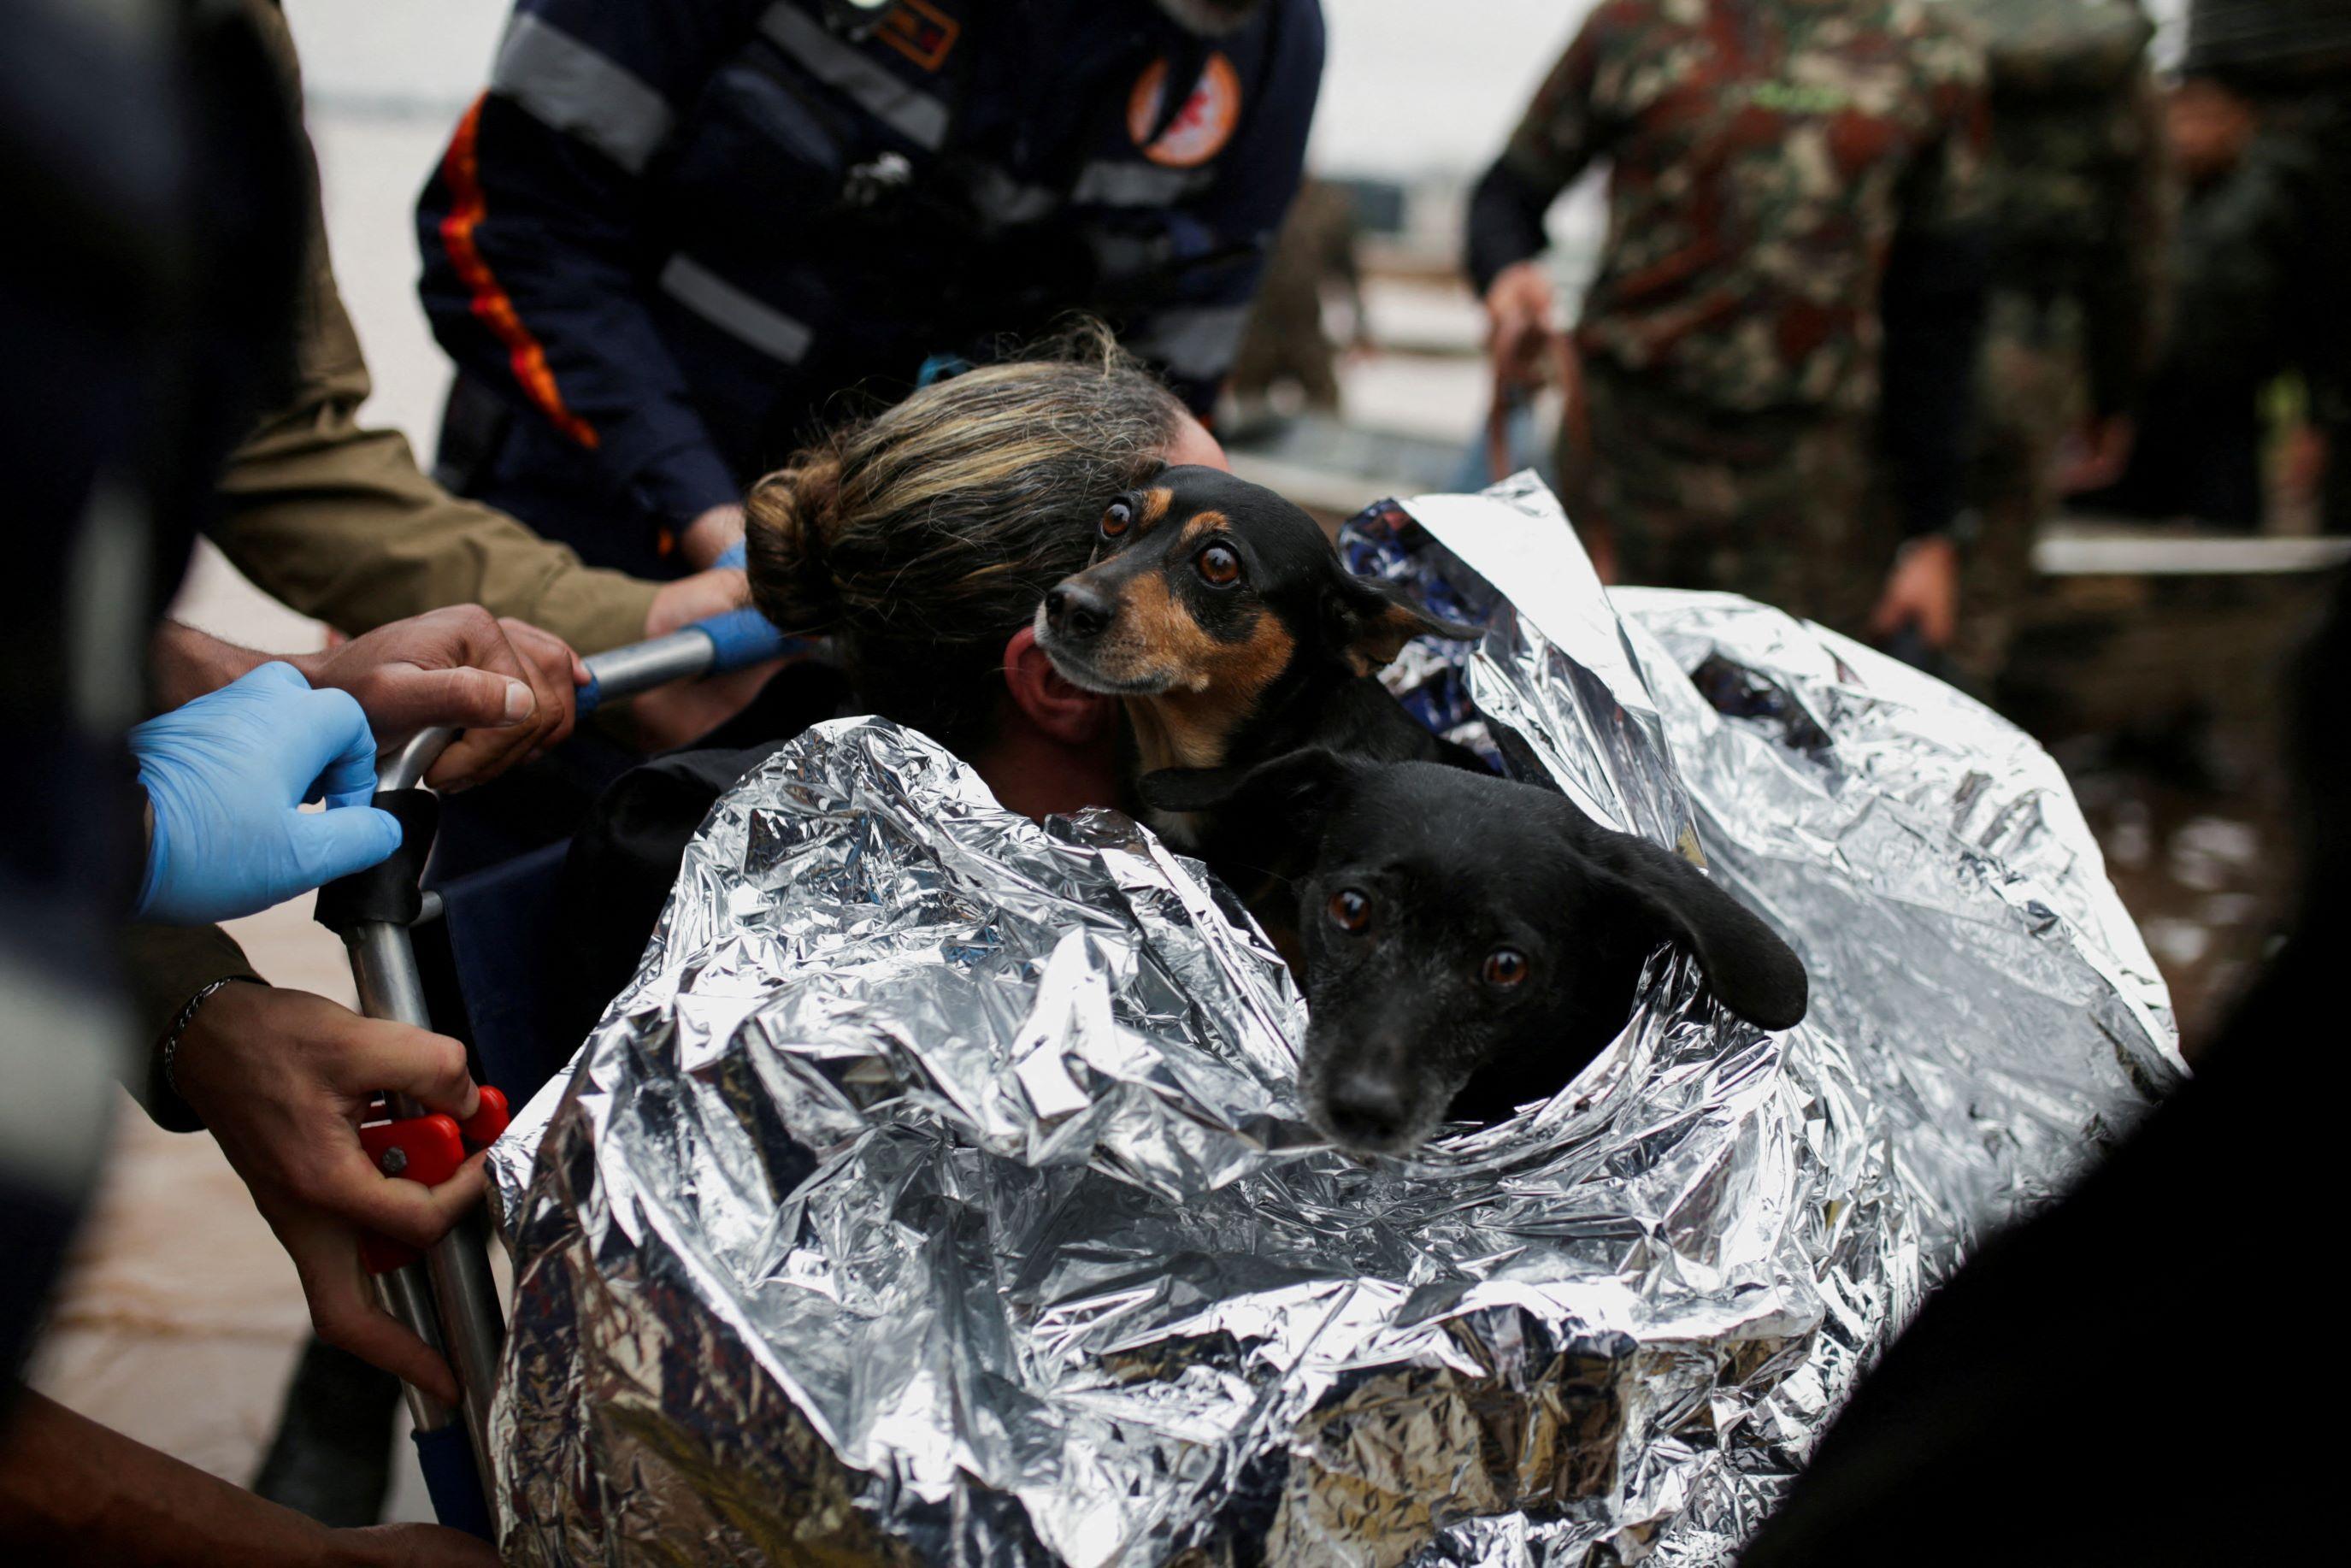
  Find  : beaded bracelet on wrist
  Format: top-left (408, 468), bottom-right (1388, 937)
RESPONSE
top-left (161, 975), bottom-right (254, 1100)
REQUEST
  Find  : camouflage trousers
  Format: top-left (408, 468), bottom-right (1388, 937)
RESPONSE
top-left (1957, 293), bottom-right (2090, 688)
top-left (1560, 362), bottom-right (1896, 638)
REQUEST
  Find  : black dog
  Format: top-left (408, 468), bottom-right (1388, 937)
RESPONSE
top-left (1145, 752), bottom-right (1811, 1156)
top-left (1035, 465), bottom-right (1482, 944)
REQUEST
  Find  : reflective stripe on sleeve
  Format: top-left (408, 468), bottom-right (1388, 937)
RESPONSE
top-left (491, 12), bottom-right (675, 174)
top-left (967, 164), bottom-right (1059, 227)
top-left (758, 3), bottom-right (949, 150)
top-left (1071, 161), bottom-right (1216, 208)
top-left (659, 255), bottom-right (815, 363)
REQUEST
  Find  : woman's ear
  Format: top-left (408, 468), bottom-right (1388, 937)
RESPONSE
top-left (1003, 625), bottom-right (1115, 745)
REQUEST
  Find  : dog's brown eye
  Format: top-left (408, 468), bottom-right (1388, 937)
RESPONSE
top-left (1100, 501), bottom-right (1133, 539)
top-left (1328, 888), bottom-right (1370, 933)
top-left (1482, 948), bottom-right (1529, 988)
top-left (1198, 543), bottom-right (1242, 586)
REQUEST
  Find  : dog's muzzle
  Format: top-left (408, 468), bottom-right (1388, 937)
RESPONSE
top-left (1043, 581), bottom-right (1115, 643)
top-left (1317, 1070), bottom-right (1415, 1153)
top-left (1302, 1021), bottom-right (1453, 1158)
top-left (1036, 581), bottom-right (1174, 696)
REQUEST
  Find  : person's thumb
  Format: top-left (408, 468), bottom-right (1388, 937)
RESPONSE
top-left (304, 688), bottom-right (387, 810)
top-left (370, 665), bottom-right (535, 735)
top-left (287, 803), bottom-right (404, 890)
top-left (242, 659), bottom-right (315, 697)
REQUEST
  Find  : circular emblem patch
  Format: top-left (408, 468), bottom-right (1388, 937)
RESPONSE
top-left (1127, 51), bottom-right (1241, 169)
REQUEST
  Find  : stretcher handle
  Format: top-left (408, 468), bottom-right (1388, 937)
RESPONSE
top-left (572, 540), bottom-right (799, 715)
top-left (574, 607), bottom-right (802, 718)
top-left (377, 604), bottom-right (804, 790)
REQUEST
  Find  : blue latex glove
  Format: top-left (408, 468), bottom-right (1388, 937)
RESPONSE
top-left (131, 662), bottom-right (404, 925)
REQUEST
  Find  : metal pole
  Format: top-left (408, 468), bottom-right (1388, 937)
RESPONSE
top-left (346, 916), bottom-right (507, 1512)
top-left (374, 1264), bottom-right (457, 1435)
top-left (378, 728), bottom-right (457, 794)
top-left (574, 629), bottom-right (730, 703)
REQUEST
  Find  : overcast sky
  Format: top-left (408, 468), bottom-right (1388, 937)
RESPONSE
top-left (282, 0), bottom-right (1598, 176)
top-left (282, 0), bottom-right (2190, 180)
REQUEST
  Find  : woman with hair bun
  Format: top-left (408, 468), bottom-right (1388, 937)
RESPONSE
top-left (742, 331), bottom-right (1226, 816)
top-left (557, 329), bottom-right (1230, 1028)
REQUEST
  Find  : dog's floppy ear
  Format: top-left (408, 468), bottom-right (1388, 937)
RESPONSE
top-left (1140, 746), bottom-right (1364, 833)
top-left (1328, 575), bottom-right (1482, 676)
top-left (1584, 828), bottom-right (1810, 1030)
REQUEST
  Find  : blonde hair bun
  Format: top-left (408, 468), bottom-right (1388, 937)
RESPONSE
top-left (744, 451), bottom-right (846, 633)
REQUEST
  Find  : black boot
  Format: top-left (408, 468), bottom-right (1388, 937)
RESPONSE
top-left (249, 1335), bottom-right (402, 1526)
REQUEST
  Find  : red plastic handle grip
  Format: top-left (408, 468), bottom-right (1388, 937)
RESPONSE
top-left (357, 1115), bottom-right (463, 1274)
top-left (356, 1086), bottom-right (510, 1276)
top-left (360, 1113), bottom-right (466, 1188)
top-left (459, 1085), bottom-right (510, 1148)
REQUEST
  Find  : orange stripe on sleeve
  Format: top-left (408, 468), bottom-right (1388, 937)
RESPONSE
top-left (438, 97), bottom-right (601, 450)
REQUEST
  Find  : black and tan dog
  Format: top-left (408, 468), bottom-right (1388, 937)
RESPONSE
top-left (1034, 465), bottom-right (1480, 936)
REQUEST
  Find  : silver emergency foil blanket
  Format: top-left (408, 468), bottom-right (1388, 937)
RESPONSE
top-left (487, 474), bottom-right (2182, 1565)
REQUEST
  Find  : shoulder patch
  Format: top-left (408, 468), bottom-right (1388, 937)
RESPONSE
top-left (878, 0), bottom-right (959, 72)
top-left (1128, 51), bottom-right (1242, 169)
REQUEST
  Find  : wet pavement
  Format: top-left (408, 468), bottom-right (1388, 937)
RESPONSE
top-left (2070, 761), bottom-right (2287, 1058)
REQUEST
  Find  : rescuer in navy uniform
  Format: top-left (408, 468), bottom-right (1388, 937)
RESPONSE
top-left (418, 0), bottom-right (1325, 580)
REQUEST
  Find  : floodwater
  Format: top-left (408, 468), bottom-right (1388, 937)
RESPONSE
top-left (2072, 761), bottom-right (2288, 1058)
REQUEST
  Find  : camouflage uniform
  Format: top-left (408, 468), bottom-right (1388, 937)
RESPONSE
top-left (1941, 0), bottom-right (2169, 687)
top-left (1229, 179), bottom-right (1363, 411)
top-left (1470, 0), bottom-right (1989, 635)
top-left (2187, 0), bottom-right (2351, 533)
top-left (2275, 93), bottom-right (2351, 534)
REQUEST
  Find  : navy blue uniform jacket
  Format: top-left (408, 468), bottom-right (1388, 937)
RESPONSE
top-left (416, 0), bottom-right (1323, 571)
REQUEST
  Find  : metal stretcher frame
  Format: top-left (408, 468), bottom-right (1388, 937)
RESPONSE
top-left (328, 606), bottom-right (794, 1536)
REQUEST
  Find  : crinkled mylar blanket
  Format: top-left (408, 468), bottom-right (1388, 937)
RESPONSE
top-left (487, 475), bottom-right (2180, 1565)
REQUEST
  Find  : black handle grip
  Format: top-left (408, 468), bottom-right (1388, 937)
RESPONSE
top-left (315, 789), bottom-right (439, 934)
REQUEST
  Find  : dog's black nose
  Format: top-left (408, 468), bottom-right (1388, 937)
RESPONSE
top-left (1045, 581), bottom-right (1112, 640)
top-left (1323, 1073), bottom-right (1409, 1150)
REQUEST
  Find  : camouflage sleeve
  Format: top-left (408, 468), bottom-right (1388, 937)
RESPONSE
top-left (1464, 5), bottom-right (1623, 292)
top-left (212, 0), bottom-right (661, 657)
top-left (1498, 7), bottom-right (1619, 194)
top-left (2082, 64), bottom-right (2176, 418)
